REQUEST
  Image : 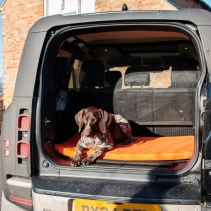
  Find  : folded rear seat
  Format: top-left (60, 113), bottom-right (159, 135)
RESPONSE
top-left (114, 66), bottom-right (153, 122)
top-left (154, 59), bottom-right (199, 136)
top-left (153, 89), bottom-right (196, 136)
top-left (153, 88), bottom-right (195, 125)
top-left (154, 71), bottom-right (198, 125)
top-left (114, 60), bottom-right (199, 136)
top-left (164, 59), bottom-right (198, 126)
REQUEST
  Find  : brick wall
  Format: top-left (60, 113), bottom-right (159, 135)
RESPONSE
top-left (95, 0), bottom-right (177, 12)
top-left (2, 0), bottom-right (44, 108)
top-left (1, 0), bottom-right (177, 109)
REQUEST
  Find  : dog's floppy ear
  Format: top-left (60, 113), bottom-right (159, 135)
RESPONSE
top-left (98, 109), bottom-right (112, 133)
top-left (75, 109), bottom-right (85, 132)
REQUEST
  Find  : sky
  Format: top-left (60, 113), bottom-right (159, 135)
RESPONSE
top-left (204, 0), bottom-right (211, 7)
top-left (0, 1), bottom-right (210, 79)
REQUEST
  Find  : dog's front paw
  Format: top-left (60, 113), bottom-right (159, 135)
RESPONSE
top-left (81, 157), bottom-right (92, 165)
top-left (71, 157), bottom-right (81, 167)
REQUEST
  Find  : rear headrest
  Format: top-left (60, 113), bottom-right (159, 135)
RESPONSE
top-left (124, 66), bottom-right (150, 87)
top-left (105, 71), bottom-right (122, 89)
top-left (171, 58), bottom-right (198, 71)
top-left (125, 66), bottom-right (153, 74)
top-left (79, 60), bottom-right (105, 88)
top-left (171, 71), bottom-right (198, 88)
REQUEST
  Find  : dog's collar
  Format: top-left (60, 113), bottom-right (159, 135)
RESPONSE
top-left (94, 132), bottom-right (101, 138)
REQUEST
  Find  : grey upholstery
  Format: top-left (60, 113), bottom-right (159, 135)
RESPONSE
top-left (125, 65), bottom-right (153, 74)
top-left (171, 71), bottom-right (198, 88)
top-left (115, 66), bottom-right (153, 121)
top-left (153, 88), bottom-right (195, 123)
top-left (124, 72), bottom-right (150, 87)
top-left (114, 89), bottom-right (153, 122)
top-left (124, 66), bottom-right (151, 87)
top-left (114, 63), bottom-right (198, 136)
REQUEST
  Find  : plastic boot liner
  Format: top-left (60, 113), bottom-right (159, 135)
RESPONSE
top-left (32, 177), bottom-right (200, 204)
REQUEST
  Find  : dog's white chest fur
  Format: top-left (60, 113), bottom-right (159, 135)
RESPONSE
top-left (79, 132), bottom-right (114, 150)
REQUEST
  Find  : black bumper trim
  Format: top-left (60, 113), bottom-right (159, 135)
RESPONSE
top-left (32, 176), bottom-right (200, 205)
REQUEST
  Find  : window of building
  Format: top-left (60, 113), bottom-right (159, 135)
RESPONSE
top-left (44, 0), bottom-right (95, 16)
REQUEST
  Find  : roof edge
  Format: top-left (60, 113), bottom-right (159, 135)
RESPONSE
top-left (197, 0), bottom-right (211, 9)
top-left (0, 0), bottom-right (8, 11)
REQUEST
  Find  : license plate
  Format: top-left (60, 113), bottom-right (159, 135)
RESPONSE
top-left (74, 199), bottom-right (160, 211)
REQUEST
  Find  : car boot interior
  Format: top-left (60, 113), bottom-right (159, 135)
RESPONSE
top-left (41, 23), bottom-right (205, 172)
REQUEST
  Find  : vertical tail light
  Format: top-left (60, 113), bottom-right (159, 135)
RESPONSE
top-left (16, 141), bottom-right (29, 159)
top-left (17, 114), bottom-right (30, 131)
top-left (17, 113), bottom-right (30, 160)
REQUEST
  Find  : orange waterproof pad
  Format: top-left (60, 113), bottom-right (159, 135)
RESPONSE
top-left (55, 133), bottom-right (194, 161)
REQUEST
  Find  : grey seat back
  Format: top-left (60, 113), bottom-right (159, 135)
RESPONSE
top-left (153, 70), bottom-right (198, 134)
top-left (114, 66), bottom-right (152, 121)
top-left (170, 71), bottom-right (198, 88)
top-left (114, 63), bottom-right (199, 136)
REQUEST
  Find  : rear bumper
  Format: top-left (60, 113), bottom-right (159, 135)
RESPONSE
top-left (32, 191), bottom-right (201, 211)
top-left (32, 176), bottom-right (200, 205)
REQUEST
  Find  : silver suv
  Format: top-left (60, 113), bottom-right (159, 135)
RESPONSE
top-left (1, 8), bottom-right (211, 211)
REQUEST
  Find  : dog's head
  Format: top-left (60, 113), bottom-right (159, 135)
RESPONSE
top-left (75, 107), bottom-right (112, 137)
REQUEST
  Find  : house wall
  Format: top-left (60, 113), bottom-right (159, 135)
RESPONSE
top-left (2, 0), bottom-right (44, 108)
top-left (95, 0), bottom-right (177, 12)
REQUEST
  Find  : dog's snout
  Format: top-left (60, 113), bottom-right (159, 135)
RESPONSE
top-left (83, 123), bottom-right (93, 137)
top-left (84, 130), bottom-right (91, 137)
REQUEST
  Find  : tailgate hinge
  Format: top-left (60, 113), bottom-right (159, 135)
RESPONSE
top-left (203, 159), bottom-right (211, 169)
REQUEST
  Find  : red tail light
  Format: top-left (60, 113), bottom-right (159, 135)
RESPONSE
top-left (3, 148), bottom-right (9, 157)
top-left (16, 141), bottom-right (29, 159)
top-left (17, 114), bottom-right (30, 131)
top-left (4, 138), bottom-right (9, 146)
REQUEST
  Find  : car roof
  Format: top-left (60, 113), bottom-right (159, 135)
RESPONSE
top-left (29, 9), bottom-right (211, 33)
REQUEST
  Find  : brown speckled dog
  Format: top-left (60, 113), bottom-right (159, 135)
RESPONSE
top-left (71, 106), bottom-right (135, 167)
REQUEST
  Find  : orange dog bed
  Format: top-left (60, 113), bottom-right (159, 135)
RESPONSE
top-left (55, 133), bottom-right (194, 161)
